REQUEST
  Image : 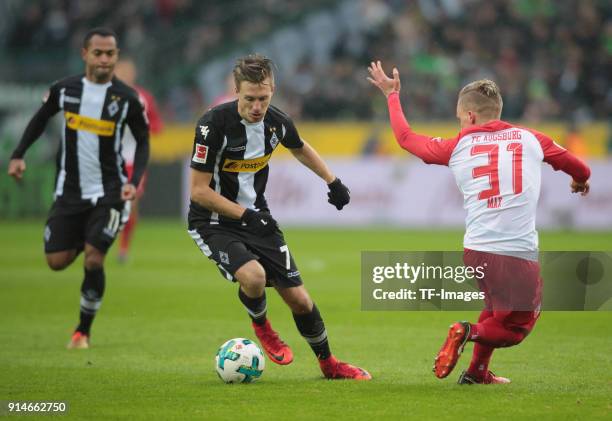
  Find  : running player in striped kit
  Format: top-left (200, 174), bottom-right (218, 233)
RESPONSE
top-left (368, 61), bottom-right (590, 384)
top-left (188, 54), bottom-right (370, 380)
top-left (7, 28), bottom-right (150, 349)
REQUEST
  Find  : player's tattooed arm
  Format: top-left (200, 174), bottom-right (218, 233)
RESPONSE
top-left (190, 169), bottom-right (245, 219)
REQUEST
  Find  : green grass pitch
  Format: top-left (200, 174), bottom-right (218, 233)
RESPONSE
top-left (1, 220), bottom-right (611, 420)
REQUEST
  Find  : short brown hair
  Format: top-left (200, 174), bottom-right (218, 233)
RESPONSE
top-left (458, 79), bottom-right (503, 119)
top-left (233, 54), bottom-right (274, 89)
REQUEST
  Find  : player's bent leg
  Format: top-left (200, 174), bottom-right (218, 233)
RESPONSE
top-left (470, 312), bottom-right (529, 348)
top-left (276, 284), bottom-right (313, 314)
top-left (46, 250), bottom-right (79, 271)
top-left (276, 285), bottom-right (371, 380)
top-left (454, 311), bottom-right (536, 382)
top-left (465, 310), bottom-right (495, 381)
top-left (68, 243), bottom-right (107, 350)
top-left (433, 321), bottom-right (471, 379)
top-left (234, 259), bottom-right (266, 297)
top-left (235, 260), bottom-right (294, 365)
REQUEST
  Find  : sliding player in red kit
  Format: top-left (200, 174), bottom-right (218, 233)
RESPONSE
top-left (368, 61), bottom-right (591, 384)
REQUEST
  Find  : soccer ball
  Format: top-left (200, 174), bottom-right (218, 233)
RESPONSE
top-left (215, 338), bottom-right (265, 383)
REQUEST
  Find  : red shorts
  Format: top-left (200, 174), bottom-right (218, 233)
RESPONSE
top-left (464, 248), bottom-right (542, 332)
top-left (125, 164), bottom-right (147, 198)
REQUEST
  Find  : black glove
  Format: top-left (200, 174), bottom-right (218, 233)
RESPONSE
top-left (327, 178), bottom-right (350, 210)
top-left (241, 209), bottom-right (278, 236)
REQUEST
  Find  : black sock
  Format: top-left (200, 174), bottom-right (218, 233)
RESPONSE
top-left (293, 304), bottom-right (331, 360)
top-left (238, 287), bottom-right (267, 325)
top-left (76, 267), bottom-right (105, 335)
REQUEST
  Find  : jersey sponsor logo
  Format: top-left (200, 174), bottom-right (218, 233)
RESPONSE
top-left (226, 145), bottom-right (247, 152)
top-left (64, 111), bottom-right (116, 136)
top-left (192, 144), bottom-right (209, 164)
top-left (200, 125), bottom-right (210, 139)
top-left (222, 154), bottom-right (271, 173)
top-left (64, 96), bottom-right (81, 104)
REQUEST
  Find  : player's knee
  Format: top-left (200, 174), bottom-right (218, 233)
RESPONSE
top-left (46, 252), bottom-right (75, 271)
top-left (47, 257), bottom-right (69, 271)
top-left (84, 253), bottom-right (104, 270)
top-left (84, 258), bottom-right (104, 271)
top-left (284, 288), bottom-right (313, 314)
top-left (290, 298), bottom-right (313, 315)
top-left (236, 261), bottom-right (266, 291)
top-left (84, 245), bottom-right (105, 270)
top-left (499, 329), bottom-right (527, 347)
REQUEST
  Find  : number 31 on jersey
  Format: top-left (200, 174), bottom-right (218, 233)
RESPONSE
top-left (471, 142), bottom-right (523, 208)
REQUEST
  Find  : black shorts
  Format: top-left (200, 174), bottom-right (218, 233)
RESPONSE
top-left (187, 223), bottom-right (303, 288)
top-left (44, 199), bottom-right (129, 254)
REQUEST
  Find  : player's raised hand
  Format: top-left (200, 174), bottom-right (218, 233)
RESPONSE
top-left (121, 183), bottom-right (137, 201)
top-left (327, 178), bottom-right (350, 210)
top-left (367, 61), bottom-right (401, 97)
top-left (7, 159), bottom-right (26, 181)
top-left (571, 180), bottom-right (590, 196)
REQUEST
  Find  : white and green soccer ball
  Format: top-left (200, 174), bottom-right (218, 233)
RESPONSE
top-left (215, 338), bottom-right (265, 383)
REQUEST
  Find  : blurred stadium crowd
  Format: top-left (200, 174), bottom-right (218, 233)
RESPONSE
top-left (1, 0), bottom-right (611, 123)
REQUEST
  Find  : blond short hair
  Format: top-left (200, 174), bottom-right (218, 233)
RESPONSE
top-left (233, 54), bottom-right (274, 90)
top-left (458, 79), bottom-right (503, 119)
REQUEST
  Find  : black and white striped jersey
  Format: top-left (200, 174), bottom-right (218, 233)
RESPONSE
top-left (12, 74), bottom-right (150, 205)
top-left (188, 100), bottom-right (303, 226)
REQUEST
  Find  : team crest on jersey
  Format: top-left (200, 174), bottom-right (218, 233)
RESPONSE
top-left (270, 132), bottom-right (280, 149)
top-left (219, 251), bottom-right (230, 265)
top-left (107, 99), bottom-right (119, 117)
top-left (192, 144), bottom-right (209, 164)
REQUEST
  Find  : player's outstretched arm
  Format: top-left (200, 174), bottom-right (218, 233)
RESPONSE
top-left (367, 60), bottom-right (400, 97)
top-left (8, 95), bottom-right (60, 181)
top-left (532, 129), bottom-right (591, 197)
top-left (367, 60), bottom-right (456, 166)
top-left (289, 141), bottom-right (335, 184)
top-left (289, 141), bottom-right (350, 210)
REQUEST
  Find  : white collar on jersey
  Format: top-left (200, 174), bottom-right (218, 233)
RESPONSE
top-left (240, 118), bottom-right (264, 127)
top-left (82, 77), bottom-right (112, 88)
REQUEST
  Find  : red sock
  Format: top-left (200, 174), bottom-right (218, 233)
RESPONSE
top-left (470, 314), bottom-right (525, 348)
top-left (466, 309), bottom-right (495, 379)
top-left (119, 213), bottom-right (137, 255)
